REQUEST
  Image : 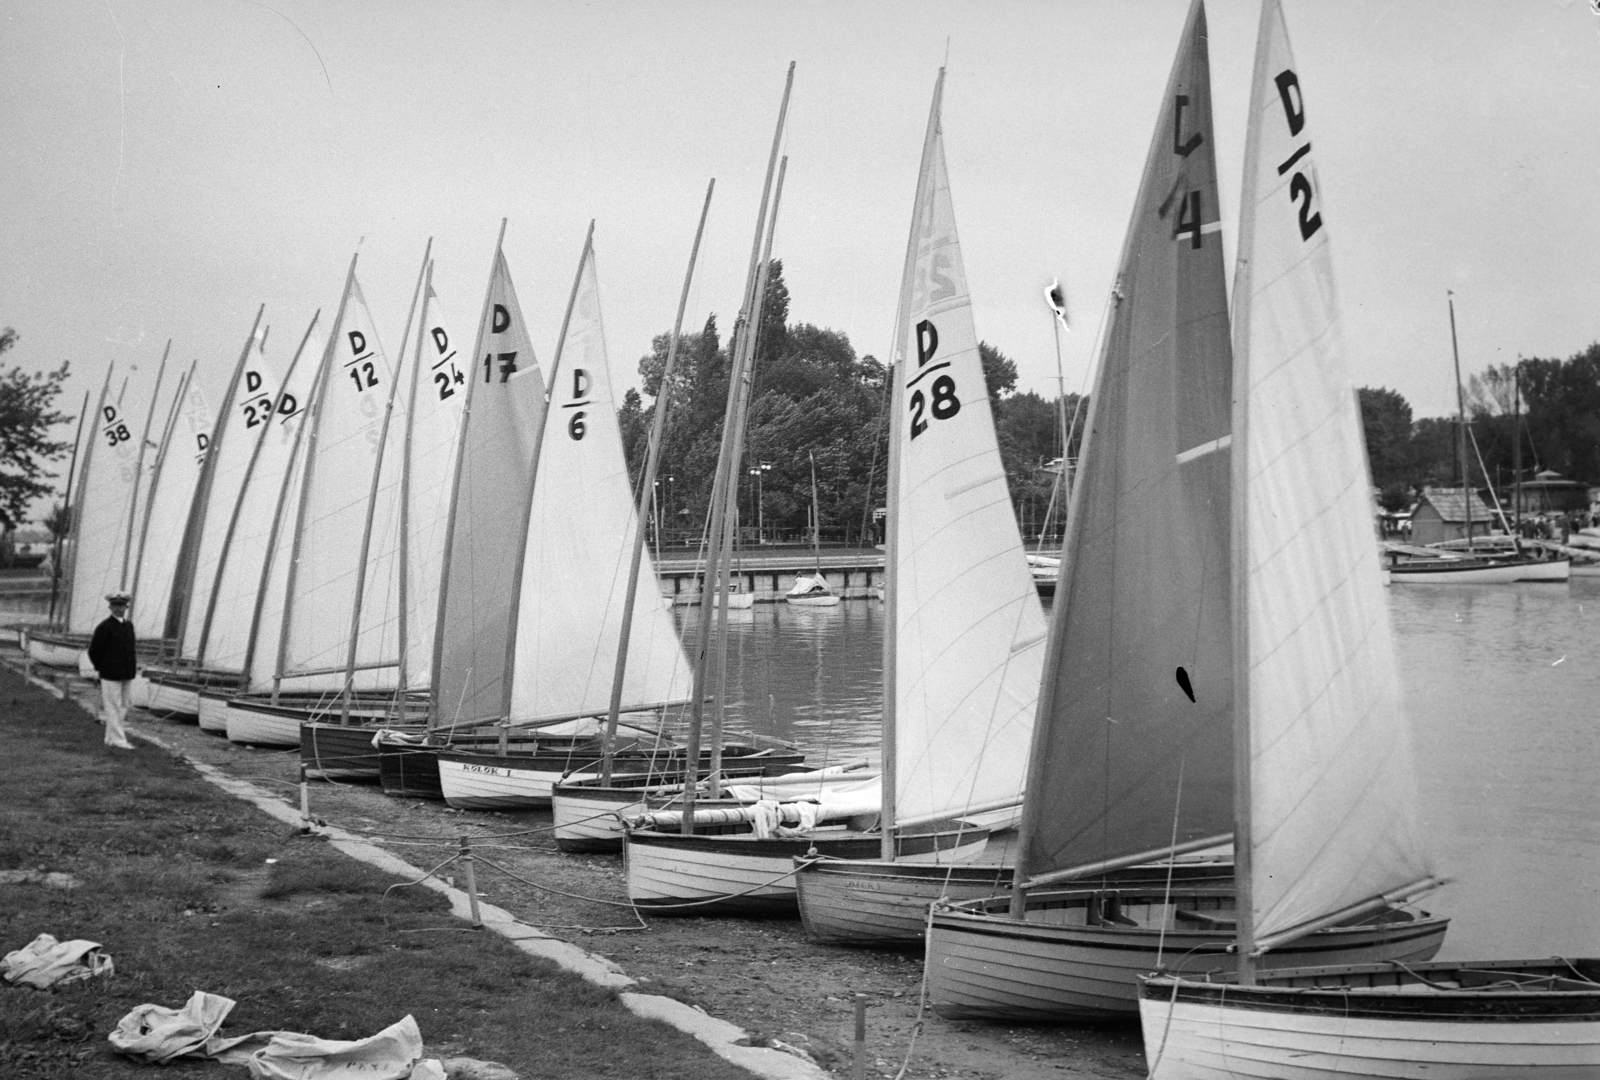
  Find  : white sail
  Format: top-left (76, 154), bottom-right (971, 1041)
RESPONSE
top-left (280, 277), bottom-right (400, 683)
top-left (400, 275), bottom-right (466, 690)
top-left (131, 376), bottom-right (211, 640)
top-left (180, 326), bottom-right (276, 662)
top-left (204, 329), bottom-right (321, 675)
top-left (67, 377), bottom-right (147, 633)
top-left (244, 342), bottom-right (322, 694)
top-left (889, 80), bottom-right (1045, 827)
top-left (432, 249), bottom-right (546, 726)
top-left (509, 242), bottom-right (691, 722)
top-left (1233, 0), bottom-right (1434, 949)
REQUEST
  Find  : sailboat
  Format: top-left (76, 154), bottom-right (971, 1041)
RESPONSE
top-left (626, 71), bottom-right (1024, 916)
top-left (1136, 4), bottom-right (1600, 1073)
top-left (289, 258), bottom-right (432, 776)
top-left (785, 452), bottom-right (839, 606)
top-left (433, 229), bottom-right (772, 810)
top-left (28, 361), bottom-right (162, 670)
top-left (795, 74), bottom-right (1230, 947)
top-left (922, 1), bottom-right (1447, 1023)
top-left (145, 312), bottom-right (274, 719)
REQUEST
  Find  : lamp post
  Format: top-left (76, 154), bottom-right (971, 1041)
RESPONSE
top-left (750, 461), bottom-right (772, 544)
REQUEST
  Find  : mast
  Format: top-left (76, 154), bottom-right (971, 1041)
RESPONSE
top-left (61, 368), bottom-right (115, 630)
top-left (169, 306), bottom-right (265, 659)
top-left (120, 342), bottom-right (169, 587)
top-left (600, 178), bottom-right (715, 784)
top-left (428, 218), bottom-right (506, 733)
top-left (240, 313), bottom-right (321, 689)
top-left (1513, 359), bottom-right (1522, 534)
top-left (807, 451), bottom-right (822, 573)
top-left (338, 241), bottom-right (430, 722)
top-left (680, 62), bottom-right (795, 835)
top-left (709, 159), bottom-right (788, 788)
top-left (880, 69), bottom-right (944, 859)
top-left (496, 220), bottom-right (592, 743)
top-left (277, 256), bottom-right (356, 695)
top-left (49, 389), bottom-right (92, 625)
top-left (398, 259), bottom-right (435, 698)
top-left (1448, 292), bottom-right (1471, 549)
top-left (129, 359), bottom-right (188, 607)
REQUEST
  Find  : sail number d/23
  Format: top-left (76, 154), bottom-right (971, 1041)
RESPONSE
top-left (907, 318), bottom-right (961, 440)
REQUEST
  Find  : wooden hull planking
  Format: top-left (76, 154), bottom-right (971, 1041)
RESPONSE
top-left (625, 825), bottom-right (990, 916)
top-left (796, 858), bottom-right (1234, 948)
top-left (925, 889), bottom-right (1450, 1022)
top-left (1139, 959), bottom-right (1600, 1079)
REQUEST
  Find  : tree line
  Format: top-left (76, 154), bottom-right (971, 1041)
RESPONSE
top-left (1359, 341), bottom-right (1600, 512)
top-left (617, 261), bottom-right (1084, 549)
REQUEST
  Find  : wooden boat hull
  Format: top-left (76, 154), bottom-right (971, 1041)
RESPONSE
top-left (551, 762), bottom-right (850, 853)
top-left (796, 858), bottom-right (1232, 949)
top-left (1139, 958), bottom-right (1600, 1079)
top-left (438, 746), bottom-right (806, 811)
top-left (301, 721), bottom-right (412, 781)
top-left (624, 823), bottom-right (989, 916)
top-left (222, 699), bottom-right (305, 748)
top-left (1388, 558), bottom-right (1566, 584)
top-left (196, 689), bottom-right (231, 733)
top-left (925, 887), bottom-right (1450, 1022)
top-left (23, 631), bottom-right (85, 670)
top-left (377, 739), bottom-right (446, 800)
top-left (143, 674), bottom-right (207, 718)
top-left (785, 594), bottom-right (840, 607)
top-left (1514, 557), bottom-right (1571, 582)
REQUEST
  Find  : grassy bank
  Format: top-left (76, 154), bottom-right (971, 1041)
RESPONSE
top-left (0, 665), bottom-right (753, 1079)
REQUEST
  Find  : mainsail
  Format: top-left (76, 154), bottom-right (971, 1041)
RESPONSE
top-left (279, 272), bottom-right (401, 688)
top-left (66, 370), bottom-right (147, 633)
top-left (887, 72), bottom-right (1045, 831)
top-left (508, 238), bottom-right (691, 722)
top-left (1016, 1), bottom-right (1234, 884)
top-left (169, 314), bottom-right (271, 660)
top-left (431, 242), bottom-right (546, 727)
top-left (1232, 0), bottom-right (1435, 952)
top-left (203, 321), bottom-right (321, 676)
top-left (131, 372), bottom-right (211, 641)
top-left (399, 269), bottom-right (466, 692)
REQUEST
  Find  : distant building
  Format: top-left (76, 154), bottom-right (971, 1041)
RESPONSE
top-left (1409, 487), bottom-right (1499, 546)
top-left (1511, 470), bottom-right (1589, 515)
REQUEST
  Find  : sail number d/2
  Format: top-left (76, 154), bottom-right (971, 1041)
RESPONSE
top-left (1274, 69), bottom-right (1322, 242)
top-left (907, 319), bottom-right (961, 440)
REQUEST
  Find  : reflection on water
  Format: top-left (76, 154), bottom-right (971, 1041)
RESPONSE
top-left (679, 582), bottom-right (1600, 959)
top-left (676, 601), bottom-right (882, 765)
top-left (1393, 579), bottom-right (1600, 959)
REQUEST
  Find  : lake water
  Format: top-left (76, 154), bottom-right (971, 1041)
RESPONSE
top-left (681, 579), bottom-right (1600, 961)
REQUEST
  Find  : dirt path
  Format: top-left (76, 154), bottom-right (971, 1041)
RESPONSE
top-left (52, 674), bottom-right (1147, 1080)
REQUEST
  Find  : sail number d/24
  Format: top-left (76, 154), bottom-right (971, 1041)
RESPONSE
top-left (908, 318), bottom-right (961, 440)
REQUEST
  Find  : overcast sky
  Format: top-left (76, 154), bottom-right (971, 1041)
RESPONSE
top-left (4, 0), bottom-right (1598, 513)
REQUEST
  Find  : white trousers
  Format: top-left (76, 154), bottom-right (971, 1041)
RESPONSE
top-left (100, 679), bottom-right (133, 747)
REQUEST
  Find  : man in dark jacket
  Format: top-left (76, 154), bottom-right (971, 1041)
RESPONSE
top-left (87, 592), bottom-right (137, 749)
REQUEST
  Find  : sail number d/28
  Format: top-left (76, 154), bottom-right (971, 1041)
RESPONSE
top-left (908, 319), bottom-right (960, 440)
